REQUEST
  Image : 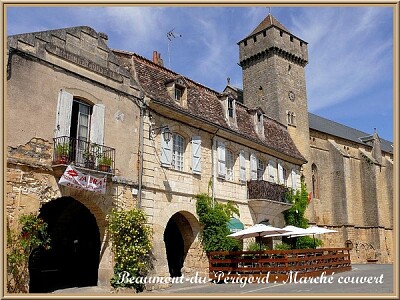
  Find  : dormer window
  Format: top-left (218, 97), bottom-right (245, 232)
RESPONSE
top-left (228, 98), bottom-right (234, 118)
top-left (166, 77), bottom-right (188, 107)
top-left (175, 86), bottom-right (183, 101)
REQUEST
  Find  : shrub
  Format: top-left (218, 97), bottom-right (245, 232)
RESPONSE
top-left (274, 243), bottom-right (292, 250)
top-left (108, 208), bottom-right (153, 292)
top-left (7, 214), bottom-right (51, 293)
top-left (195, 193), bottom-right (242, 252)
top-left (246, 241), bottom-right (269, 251)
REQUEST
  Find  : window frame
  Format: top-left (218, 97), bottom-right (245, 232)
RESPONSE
top-left (172, 133), bottom-right (185, 171)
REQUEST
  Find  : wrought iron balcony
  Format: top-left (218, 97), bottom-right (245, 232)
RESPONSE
top-left (247, 180), bottom-right (290, 203)
top-left (53, 136), bottom-right (115, 174)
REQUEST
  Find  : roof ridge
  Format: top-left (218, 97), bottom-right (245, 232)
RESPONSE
top-left (128, 51), bottom-right (221, 96)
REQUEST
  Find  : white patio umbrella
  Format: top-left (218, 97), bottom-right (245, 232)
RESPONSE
top-left (263, 225), bottom-right (309, 238)
top-left (227, 224), bottom-right (290, 250)
top-left (263, 225), bottom-right (310, 249)
top-left (291, 226), bottom-right (338, 248)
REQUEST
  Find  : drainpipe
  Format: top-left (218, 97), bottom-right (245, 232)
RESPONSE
top-left (137, 100), bottom-right (145, 208)
top-left (211, 129), bottom-right (219, 208)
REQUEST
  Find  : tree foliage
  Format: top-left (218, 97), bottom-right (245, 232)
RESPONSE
top-left (7, 213), bottom-right (51, 293)
top-left (108, 208), bottom-right (153, 292)
top-left (283, 181), bottom-right (322, 249)
top-left (195, 193), bottom-right (242, 252)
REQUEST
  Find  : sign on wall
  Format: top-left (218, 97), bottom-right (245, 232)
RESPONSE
top-left (58, 164), bottom-right (107, 194)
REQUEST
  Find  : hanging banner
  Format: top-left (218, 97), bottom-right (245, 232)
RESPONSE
top-left (58, 164), bottom-right (107, 194)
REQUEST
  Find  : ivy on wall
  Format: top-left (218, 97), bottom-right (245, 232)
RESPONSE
top-left (283, 182), bottom-right (322, 249)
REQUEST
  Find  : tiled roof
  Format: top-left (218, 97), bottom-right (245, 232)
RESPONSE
top-left (249, 14), bottom-right (289, 36)
top-left (308, 113), bottom-right (393, 154)
top-left (115, 50), bottom-right (306, 163)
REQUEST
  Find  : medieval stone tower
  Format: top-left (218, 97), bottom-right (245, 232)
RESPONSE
top-left (238, 14), bottom-right (313, 208)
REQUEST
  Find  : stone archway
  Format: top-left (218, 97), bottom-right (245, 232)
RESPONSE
top-left (29, 197), bottom-right (101, 292)
top-left (163, 211), bottom-right (200, 277)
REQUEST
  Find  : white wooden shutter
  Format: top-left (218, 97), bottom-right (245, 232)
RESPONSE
top-left (291, 168), bottom-right (297, 190)
top-left (217, 141), bottom-right (226, 177)
top-left (192, 136), bottom-right (201, 174)
top-left (250, 153), bottom-right (257, 180)
top-left (55, 89), bottom-right (73, 138)
top-left (269, 161), bottom-right (275, 182)
top-left (90, 104), bottom-right (105, 145)
top-left (278, 163), bottom-right (284, 184)
top-left (239, 150), bottom-right (246, 182)
top-left (160, 127), bottom-right (172, 167)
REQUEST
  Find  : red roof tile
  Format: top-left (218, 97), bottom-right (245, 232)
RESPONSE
top-left (114, 50), bottom-right (306, 163)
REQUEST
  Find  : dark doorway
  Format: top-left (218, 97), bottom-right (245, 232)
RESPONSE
top-left (29, 197), bottom-right (100, 293)
top-left (164, 218), bottom-right (184, 277)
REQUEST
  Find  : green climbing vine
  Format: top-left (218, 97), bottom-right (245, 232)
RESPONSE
top-left (195, 193), bottom-right (242, 252)
top-left (108, 208), bottom-right (153, 292)
top-left (284, 181), bottom-right (322, 249)
top-left (7, 213), bottom-right (51, 293)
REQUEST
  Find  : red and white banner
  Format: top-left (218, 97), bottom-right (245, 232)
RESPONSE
top-left (58, 164), bottom-right (107, 194)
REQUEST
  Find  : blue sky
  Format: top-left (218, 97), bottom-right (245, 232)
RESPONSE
top-left (6, 5), bottom-right (395, 142)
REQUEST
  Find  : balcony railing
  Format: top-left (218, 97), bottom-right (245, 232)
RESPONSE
top-left (53, 136), bottom-right (115, 174)
top-left (247, 180), bottom-right (290, 203)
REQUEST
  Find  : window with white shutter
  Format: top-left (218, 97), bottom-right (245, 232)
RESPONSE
top-left (250, 154), bottom-right (257, 180)
top-left (90, 104), bottom-right (105, 145)
top-left (172, 134), bottom-right (184, 171)
top-left (55, 89), bottom-right (73, 138)
top-left (192, 136), bottom-right (201, 174)
top-left (269, 160), bottom-right (275, 182)
top-left (239, 150), bottom-right (246, 182)
top-left (217, 141), bottom-right (226, 177)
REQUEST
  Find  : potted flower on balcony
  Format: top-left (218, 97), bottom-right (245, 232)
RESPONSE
top-left (54, 143), bottom-right (71, 164)
top-left (83, 151), bottom-right (96, 169)
top-left (97, 155), bottom-right (113, 172)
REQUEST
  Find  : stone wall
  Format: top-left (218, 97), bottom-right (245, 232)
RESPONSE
top-left (309, 130), bottom-right (393, 263)
top-left (6, 137), bottom-right (140, 287)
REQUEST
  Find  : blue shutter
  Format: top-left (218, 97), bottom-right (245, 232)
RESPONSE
top-left (160, 127), bottom-right (172, 167)
top-left (192, 136), bottom-right (201, 174)
top-left (217, 141), bottom-right (226, 177)
top-left (55, 89), bottom-right (73, 138)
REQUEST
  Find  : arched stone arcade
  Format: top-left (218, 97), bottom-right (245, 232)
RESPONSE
top-left (29, 197), bottom-right (102, 292)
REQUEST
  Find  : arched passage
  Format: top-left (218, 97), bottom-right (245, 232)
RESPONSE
top-left (29, 197), bottom-right (101, 292)
top-left (163, 211), bottom-right (199, 277)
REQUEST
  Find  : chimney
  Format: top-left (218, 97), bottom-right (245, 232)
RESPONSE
top-left (152, 51), bottom-right (164, 67)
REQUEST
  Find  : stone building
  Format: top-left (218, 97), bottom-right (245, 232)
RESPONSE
top-left (6, 26), bottom-right (144, 291)
top-left (233, 13), bottom-right (394, 264)
top-left (113, 47), bottom-right (306, 279)
top-left (5, 12), bottom-right (393, 292)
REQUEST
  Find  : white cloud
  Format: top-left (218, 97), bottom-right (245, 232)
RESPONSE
top-left (290, 7), bottom-right (393, 111)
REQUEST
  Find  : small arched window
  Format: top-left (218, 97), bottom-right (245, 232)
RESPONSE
top-left (311, 163), bottom-right (320, 199)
